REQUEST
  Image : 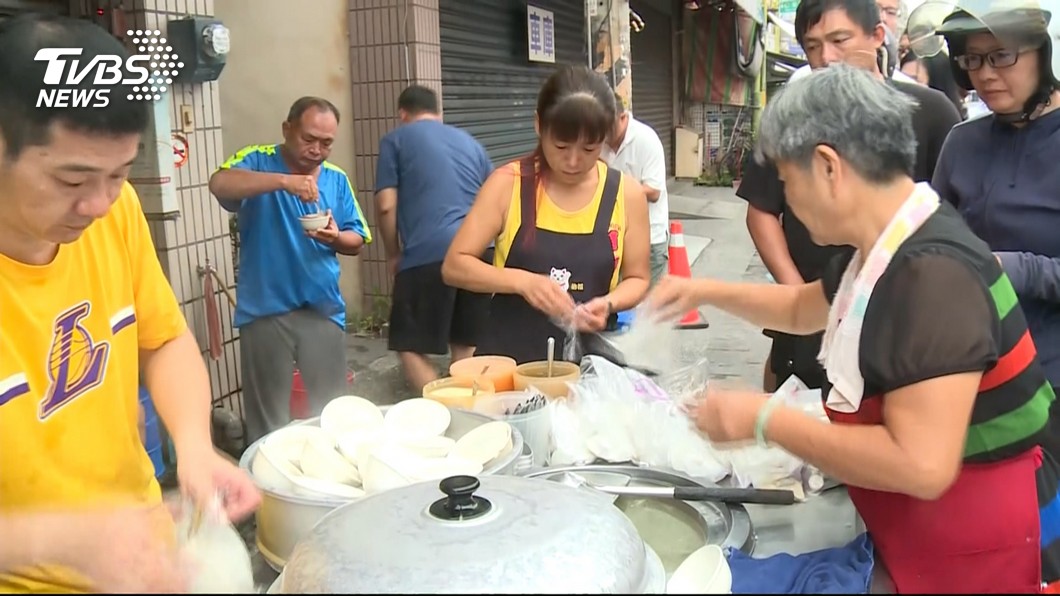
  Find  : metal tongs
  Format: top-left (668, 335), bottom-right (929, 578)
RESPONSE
top-left (559, 471), bottom-right (796, 506)
top-left (583, 332), bottom-right (662, 377)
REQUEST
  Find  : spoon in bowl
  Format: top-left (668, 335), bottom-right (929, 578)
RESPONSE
top-left (546, 337), bottom-right (555, 377)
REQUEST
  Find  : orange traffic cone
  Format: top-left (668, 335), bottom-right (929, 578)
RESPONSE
top-left (668, 221), bottom-right (710, 330)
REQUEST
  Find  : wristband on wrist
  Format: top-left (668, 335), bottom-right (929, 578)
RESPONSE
top-left (754, 398), bottom-right (781, 448)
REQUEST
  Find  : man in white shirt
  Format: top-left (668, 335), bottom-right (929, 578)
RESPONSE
top-left (602, 93), bottom-right (670, 285)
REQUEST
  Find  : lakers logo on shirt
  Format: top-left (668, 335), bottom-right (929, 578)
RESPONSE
top-left (39, 301), bottom-right (110, 420)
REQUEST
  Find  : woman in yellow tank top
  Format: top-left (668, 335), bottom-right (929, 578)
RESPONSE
top-left (443, 65), bottom-right (651, 364)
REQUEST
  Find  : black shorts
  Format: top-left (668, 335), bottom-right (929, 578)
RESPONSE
top-left (764, 330), bottom-right (826, 390)
top-left (387, 255), bottom-right (492, 355)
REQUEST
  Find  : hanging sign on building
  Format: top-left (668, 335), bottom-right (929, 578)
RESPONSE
top-left (528, 5), bottom-right (556, 63)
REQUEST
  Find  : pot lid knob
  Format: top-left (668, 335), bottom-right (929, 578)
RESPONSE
top-left (429, 475), bottom-right (492, 521)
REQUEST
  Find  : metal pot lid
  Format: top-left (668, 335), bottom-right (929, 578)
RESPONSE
top-left (281, 474), bottom-right (651, 594)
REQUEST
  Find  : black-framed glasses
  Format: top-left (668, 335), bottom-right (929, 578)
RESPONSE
top-left (956, 48), bottom-right (1024, 71)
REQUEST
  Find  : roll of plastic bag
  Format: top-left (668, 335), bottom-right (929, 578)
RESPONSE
top-left (175, 493), bottom-right (255, 594)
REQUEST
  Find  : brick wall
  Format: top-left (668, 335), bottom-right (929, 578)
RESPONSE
top-left (70, 0), bottom-right (244, 422)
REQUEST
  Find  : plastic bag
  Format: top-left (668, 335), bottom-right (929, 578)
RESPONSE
top-left (549, 397), bottom-right (595, 466)
top-left (666, 419), bottom-right (730, 482)
top-left (720, 375), bottom-right (829, 498)
top-left (561, 314), bottom-right (581, 363)
top-left (653, 357), bottom-right (711, 412)
top-left (558, 309), bottom-right (623, 365)
top-left (553, 355), bottom-right (729, 482)
top-left (772, 374), bottom-right (828, 420)
top-left (567, 357), bottom-right (639, 463)
top-left (630, 399), bottom-right (672, 466)
top-left (606, 306), bottom-right (681, 375)
top-left (559, 304), bottom-right (680, 372)
top-left (175, 493), bottom-right (255, 594)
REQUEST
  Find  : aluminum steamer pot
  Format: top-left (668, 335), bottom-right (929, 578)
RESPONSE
top-left (271, 475), bottom-right (667, 594)
top-left (238, 407), bottom-right (524, 570)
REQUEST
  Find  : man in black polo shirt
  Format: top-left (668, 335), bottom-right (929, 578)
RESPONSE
top-left (738, 0), bottom-right (961, 391)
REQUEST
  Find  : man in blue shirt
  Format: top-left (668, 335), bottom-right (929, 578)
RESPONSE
top-left (375, 86), bottom-right (493, 391)
top-left (209, 97), bottom-right (371, 443)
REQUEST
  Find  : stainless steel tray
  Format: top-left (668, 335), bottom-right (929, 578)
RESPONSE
top-left (524, 463), bottom-right (756, 556)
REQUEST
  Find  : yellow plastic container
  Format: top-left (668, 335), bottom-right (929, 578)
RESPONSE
top-left (513, 361), bottom-right (580, 399)
top-left (423, 376), bottom-right (496, 410)
top-left (450, 356), bottom-right (517, 392)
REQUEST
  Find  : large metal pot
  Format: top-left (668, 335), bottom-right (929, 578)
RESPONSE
top-left (238, 407), bottom-right (524, 570)
top-left (524, 464), bottom-right (755, 572)
top-left (269, 474), bottom-right (667, 593)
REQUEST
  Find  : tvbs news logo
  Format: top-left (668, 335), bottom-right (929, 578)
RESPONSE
top-left (34, 30), bottom-right (184, 108)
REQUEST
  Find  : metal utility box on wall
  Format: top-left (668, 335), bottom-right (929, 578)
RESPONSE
top-left (167, 17), bottom-right (229, 83)
top-left (675, 127), bottom-right (704, 179)
top-left (128, 94), bottom-right (179, 217)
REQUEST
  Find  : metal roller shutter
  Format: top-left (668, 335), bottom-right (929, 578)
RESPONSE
top-left (440, 0), bottom-right (588, 167)
top-left (630, 0), bottom-right (675, 175)
top-left (0, 0), bottom-right (67, 19)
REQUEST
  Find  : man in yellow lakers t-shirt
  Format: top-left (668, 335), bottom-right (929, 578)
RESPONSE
top-left (0, 14), bottom-right (261, 593)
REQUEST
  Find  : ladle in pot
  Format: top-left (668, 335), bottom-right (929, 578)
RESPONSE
top-left (560, 471), bottom-right (796, 506)
top-left (555, 471), bottom-right (630, 504)
top-left (546, 337), bottom-right (555, 377)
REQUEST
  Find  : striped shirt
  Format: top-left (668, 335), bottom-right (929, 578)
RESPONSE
top-left (821, 201), bottom-right (1060, 582)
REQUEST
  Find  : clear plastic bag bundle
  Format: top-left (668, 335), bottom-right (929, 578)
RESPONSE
top-left (605, 306), bottom-right (681, 375)
top-left (555, 356), bottom-right (729, 482)
top-left (551, 348), bottom-right (830, 495)
top-left (175, 493), bottom-right (256, 594)
top-left (653, 357), bottom-right (711, 412)
top-left (717, 375), bottom-right (830, 498)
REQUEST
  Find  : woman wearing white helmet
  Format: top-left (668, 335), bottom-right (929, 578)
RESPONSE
top-left (912, 0), bottom-right (1060, 589)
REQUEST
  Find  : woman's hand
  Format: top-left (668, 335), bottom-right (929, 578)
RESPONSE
top-left (573, 297), bottom-right (610, 332)
top-left (645, 275), bottom-right (706, 322)
top-left (518, 271), bottom-right (576, 322)
top-left (687, 388), bottom-right (769, 444)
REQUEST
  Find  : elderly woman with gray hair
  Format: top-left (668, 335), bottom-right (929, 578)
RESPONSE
top-left (649, 64), bottom-right (1060, 593)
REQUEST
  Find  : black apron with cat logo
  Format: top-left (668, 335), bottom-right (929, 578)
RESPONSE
top-left (476, 158), bottom-right (622, 364)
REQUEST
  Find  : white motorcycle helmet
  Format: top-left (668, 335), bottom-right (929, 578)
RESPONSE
top-left (907, 0), bottom-right (1060, 122)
